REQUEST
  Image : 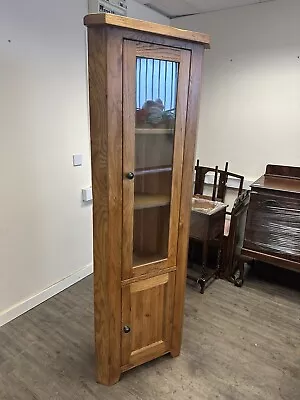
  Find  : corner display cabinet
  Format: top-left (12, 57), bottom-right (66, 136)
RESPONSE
top-left (84, 13), bottom-right (210, 385)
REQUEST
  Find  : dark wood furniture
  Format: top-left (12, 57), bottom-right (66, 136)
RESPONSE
top-left (241, 164), bottom-right (300, 275)
top-left (189, 162), bottom-right (246, 290)
top-left (220, 169), bottom-right (245, 276)
top-left (194, 163), bottom-right (223, 201)
top-left (194, 160), bottom-right (244, 203)
top-left (84, 13), bottom-right (209, 385)
top-left (224, 190), bottom-right (250, 286)
top-left (188, 197), bottom-right (227, 293)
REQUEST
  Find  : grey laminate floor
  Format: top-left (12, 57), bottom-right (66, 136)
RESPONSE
top-left (0, 271), bottom-right (300, 400)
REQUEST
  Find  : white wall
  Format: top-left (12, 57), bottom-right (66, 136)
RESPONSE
top-left (0, 0), bottom-right (169, 326)
top-left (173, 0), bottom-right (300, 181)
top-left (88, 0), bottom-right (170, 24)
top-left (127, 0), bottom-right (169, 24)
top-left (0, 0), bottom-right (92, 325)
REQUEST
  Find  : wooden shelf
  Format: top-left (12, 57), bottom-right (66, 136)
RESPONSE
top-left (136, 128), bottom-right (174, 135)
top-left (135, 165), bottom-right (172, 176)
top-left (134, 194), bottom-right (170, 210)
top-left (133, 253), bottom-right (166, 267)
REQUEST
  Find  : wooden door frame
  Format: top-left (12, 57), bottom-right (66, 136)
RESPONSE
top-left (170, 43), bottom-right (205, 357)
top-left (122, 39), bottom-right (191, 281)
top-left (88, 26), bottom-right (123, 385)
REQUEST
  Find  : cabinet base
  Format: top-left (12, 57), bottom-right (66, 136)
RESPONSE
top-left (96, 372), bottom-right (121, 386)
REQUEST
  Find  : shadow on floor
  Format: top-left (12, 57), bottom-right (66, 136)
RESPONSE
top-left (244, 261), bottom-right (300, 304)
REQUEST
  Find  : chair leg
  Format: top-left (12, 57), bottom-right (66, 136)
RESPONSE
top-left (216, 234), bottom-right (224, 279)
top-left (198, 278), bottom-right (205, 294)
top-left (199, 240), bottom-right (208, 294)
top-left (234, 259), bottom-right (245, 288)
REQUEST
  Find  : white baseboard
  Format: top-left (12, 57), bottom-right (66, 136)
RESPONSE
top-left (0, 263), bottom-right (93, 328)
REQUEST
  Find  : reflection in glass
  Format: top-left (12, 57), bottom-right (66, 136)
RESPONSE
top-left (133, 58), bottom-right (179, 267)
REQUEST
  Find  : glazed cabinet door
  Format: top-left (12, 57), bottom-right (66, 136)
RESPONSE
top-left (121, 272), bottom-right (175, 369)
top-left (122, 40), bottom-right (191, 280)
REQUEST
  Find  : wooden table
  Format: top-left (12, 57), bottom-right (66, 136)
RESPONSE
top-left (241, 164), bottom-right (300, 274)
top-left (188, 197), bottom-right (227, 293)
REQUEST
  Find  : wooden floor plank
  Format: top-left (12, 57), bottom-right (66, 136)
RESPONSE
top-left (0, 272), bottom-right (299, 399)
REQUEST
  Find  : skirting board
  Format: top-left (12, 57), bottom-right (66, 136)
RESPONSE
top-left (0, 263), bottom-right (93, 327)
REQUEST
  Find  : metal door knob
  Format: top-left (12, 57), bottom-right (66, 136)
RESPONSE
top-left (123, 325), bottom-right (131, 334)
top-left (126, 172), bottom-right (135, 180)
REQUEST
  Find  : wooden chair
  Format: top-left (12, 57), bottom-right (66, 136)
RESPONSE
top-left (194, 163), bottom-right (221, 201)
top-left (189, 197), bottom-right (227, 293)
top-left (194, 160), bottom-right (244, 204)
top-left (188, 161), bottom-right (246, 291)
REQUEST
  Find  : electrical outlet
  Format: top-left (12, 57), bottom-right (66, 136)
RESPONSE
top-left (73, 154), bottom-right (83, 167)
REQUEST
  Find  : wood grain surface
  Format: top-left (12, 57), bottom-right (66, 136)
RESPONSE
top-left (171, 44), bottom-right (205, 357)
top-left (84, 13), bottom-right (210, 48)
top-left (121, 273), bottom-right (175, 369)
top-left (121, 266), bottom-right (176, 287)
top-left (122, 39), bottom-right (137, 281)
top-left (136, 42), bottom-right (182, 61)
top-left (87, 26), bottom-right (123, 385)
top-left (252, 175), bottom-right (300, 194)
top-left (167, 48), bottom-right (191, 267)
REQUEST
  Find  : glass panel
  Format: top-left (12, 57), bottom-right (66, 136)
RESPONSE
top-left (133, 57), bottom-right (179, 267)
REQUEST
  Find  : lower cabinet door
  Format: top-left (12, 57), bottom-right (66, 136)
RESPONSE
top-left (121, 272), bottom-right (175, 370)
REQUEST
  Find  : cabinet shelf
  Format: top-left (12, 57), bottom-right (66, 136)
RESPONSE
top-left (133, 253), bottom-right (167, 267)
top-left (136, 128), bottom-right (174, 135)
top-left (135, 165), bottom-right (172, 176)
top-left (134, 194), bottom-right (170, 210)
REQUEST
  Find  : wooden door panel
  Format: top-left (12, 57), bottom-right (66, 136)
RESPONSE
top-left (122, 39), bottom-right (191, 280)
top-left (121, 272), bottom-right (175, 369)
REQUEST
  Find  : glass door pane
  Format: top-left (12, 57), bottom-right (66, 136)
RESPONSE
top-left (133, 57), bottom-right (179, 267)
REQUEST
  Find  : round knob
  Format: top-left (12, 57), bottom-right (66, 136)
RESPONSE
top-left (126, 172), bottom-right (135, 180)
top-left (123, 325), bottom-right (131, 334)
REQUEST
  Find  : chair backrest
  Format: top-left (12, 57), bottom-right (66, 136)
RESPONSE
top-left (194, 160), bottom-right (219, 200)
top-left (194, 160), bottom-right (244, 204)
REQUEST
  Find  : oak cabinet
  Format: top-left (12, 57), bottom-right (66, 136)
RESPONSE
top-left (84, 13), bottom-right (209, 385)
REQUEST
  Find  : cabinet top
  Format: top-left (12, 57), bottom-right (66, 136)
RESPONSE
top-left (251, 175), bottom-right (300, 195)
top-left (84, 13), bottom-right (210, 48)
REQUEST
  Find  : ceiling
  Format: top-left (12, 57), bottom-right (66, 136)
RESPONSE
top-left (134, 0), bottom-right (274, 19)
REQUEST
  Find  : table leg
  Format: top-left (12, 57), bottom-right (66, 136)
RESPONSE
top-left (216, 235), bottom-right (224, 278)
top-left (198, 240), bottom-right (208, 294)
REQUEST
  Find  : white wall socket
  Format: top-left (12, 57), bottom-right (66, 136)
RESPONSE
top-left (82, 187), bottom-right (93, 202)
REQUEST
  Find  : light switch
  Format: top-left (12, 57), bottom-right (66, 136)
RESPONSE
top-left (73, 154), bottom-right (83, 167)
